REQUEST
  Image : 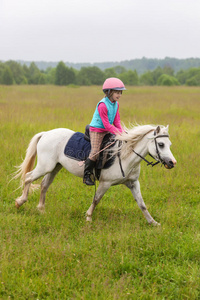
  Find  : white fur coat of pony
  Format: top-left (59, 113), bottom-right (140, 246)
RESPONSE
top-left (14, 125), bottom-right (177, 225)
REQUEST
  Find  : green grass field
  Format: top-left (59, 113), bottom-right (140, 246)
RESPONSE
top-left (0, 85), bottom-right (200, 299)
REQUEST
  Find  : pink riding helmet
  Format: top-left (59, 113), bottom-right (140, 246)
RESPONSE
top-left (102, 77), bottom-right (126, 93)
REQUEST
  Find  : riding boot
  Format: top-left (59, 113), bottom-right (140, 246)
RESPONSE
top-left (83, 158), bottom-right (96, 185)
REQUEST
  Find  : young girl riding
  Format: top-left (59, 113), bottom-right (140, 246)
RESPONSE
top-left (83, 77), bottom-right (126, 185)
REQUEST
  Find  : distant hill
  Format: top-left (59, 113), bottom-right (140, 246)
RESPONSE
top-left (16, 57), bottom-right (200, 74)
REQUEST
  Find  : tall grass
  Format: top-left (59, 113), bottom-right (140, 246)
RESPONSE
top-left (0, 85), bottom-right (200, 299)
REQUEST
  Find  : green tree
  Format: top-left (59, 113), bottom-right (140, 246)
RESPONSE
top-left (2, 66), bottom-right (14, 85)
top-left (140, 66), bottom-right (176, 86)
top-left (0, 62), bottom-right (6, 84)
top-left (5, 60), bottom-right (25, 84)
top-left (140, 71), bottom-right (155, 85)
top-left (186, 68), bottom-right (200, 86)
top-left (20, 76), bottom-right (28, 84)
top-left (119, 70), bottom-right (139, 85)
top-left (27, 62), bottom-right (41, 84)
top-left (45, 67), bottom-right (56, 84)
top-left (22, 64), bottom-right (29, 81)
top-left (151, 67), bottom-right (164, 84)
top-left (186, 74), bottom-right (200, 86)
top-left (176, 69), bottom-right (187, 84)
top-left (176, 68), bottom-right (200, 85)
top-left (76, 67), bottom-right (104, 85)
top-left (157, 74), bottom-right (180, 86)
top-left (104, 67), bottom-right (117, 79)
top-left (38, 73), bottom-right (46, 84)
top-left (162, 66), bottom-right (174, 76)
top-left (55, 62), bottom-right (76, 85)
top-left (113, 66), bottom-right (126, 74)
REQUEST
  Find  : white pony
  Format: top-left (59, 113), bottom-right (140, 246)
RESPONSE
top-left (14, 125), bottom-right (177, 225)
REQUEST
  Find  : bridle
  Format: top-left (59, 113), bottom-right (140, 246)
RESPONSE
top-left (133, 133), bottom-right (170, 167)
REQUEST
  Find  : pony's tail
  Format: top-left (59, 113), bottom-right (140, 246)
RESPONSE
top-left (13, 132), bottom-right (45, 187)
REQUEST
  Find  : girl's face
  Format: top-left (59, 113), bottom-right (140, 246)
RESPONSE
top-left (110, 90), bottom-right (122, 102)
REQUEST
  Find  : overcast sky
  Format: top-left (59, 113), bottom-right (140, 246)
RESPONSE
top-left (1, 0), bottom-right (200, 63)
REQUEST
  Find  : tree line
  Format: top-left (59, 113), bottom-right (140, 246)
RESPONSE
top-left (1, 60), bottom-right (200, 86)
top-left (17, 57), bottom-right (200, 74)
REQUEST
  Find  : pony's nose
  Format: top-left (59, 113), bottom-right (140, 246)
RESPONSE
top-left (168, 161), bottom-right (174, 168)
top-left (169, 159), bottom-right (177, 168)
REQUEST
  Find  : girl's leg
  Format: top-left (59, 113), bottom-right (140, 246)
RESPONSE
top-left (89, 131), bottom-right (107, 161)
top-left (83, 131), bottom-right (107, 185)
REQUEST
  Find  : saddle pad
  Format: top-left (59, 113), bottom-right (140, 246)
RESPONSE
top-left (64, 132), bottom-right (91, 161)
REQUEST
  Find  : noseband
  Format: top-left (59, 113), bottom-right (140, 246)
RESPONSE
top-left (133, 134), bottom-right (169, 167)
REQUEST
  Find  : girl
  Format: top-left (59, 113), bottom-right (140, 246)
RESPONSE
top-left (83, 77), bottom-right (126, 185)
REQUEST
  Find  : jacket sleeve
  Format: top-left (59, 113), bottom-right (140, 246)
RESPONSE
top-left (113, 104), bottom-right (123, 133)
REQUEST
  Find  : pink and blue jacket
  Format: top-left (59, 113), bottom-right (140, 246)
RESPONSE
top-left (90, 97), bottom-right (123, 134)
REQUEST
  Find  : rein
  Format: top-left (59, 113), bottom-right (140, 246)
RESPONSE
top-left (133, 134), bottom-right (169, 167)
top-left (133, 150), bottom-right (160, 167)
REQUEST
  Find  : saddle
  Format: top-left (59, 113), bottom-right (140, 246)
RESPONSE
top-left (64, 125), bottom-right (116, 179)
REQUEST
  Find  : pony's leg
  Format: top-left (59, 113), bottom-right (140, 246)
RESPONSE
top-left (86, 181), bottom-right (111, 222)
top-left (15, 166), bottom-right (48, 208)
top-left (15, 171), bottom-right (34, 208)
top-left (125, 180), bottom-right (160, 226)
top-left (37, 164), bottom-right (62, 211)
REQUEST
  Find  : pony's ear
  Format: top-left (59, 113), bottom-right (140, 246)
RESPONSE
top-left (154, 126), bottom-right (160, 136)
top-left (163, 125), bottom-right (169, 135)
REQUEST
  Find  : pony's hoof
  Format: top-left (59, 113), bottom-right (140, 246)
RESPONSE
top-left (86, 216), bottom-right (92, 222)
top-left (152, 221), bottom-right (160, 226)
top-left (15, 201), bottom-right (20, 209)
top-left (37, 205), bottom-right (45, 213)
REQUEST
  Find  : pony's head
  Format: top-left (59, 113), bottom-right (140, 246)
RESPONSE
top-left (147, 125), bottom-right (177, 169)
top-left (116, 124), bottom-right (177, 169)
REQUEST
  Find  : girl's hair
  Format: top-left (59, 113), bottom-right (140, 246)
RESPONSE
top-left (104, 89), bottom-right (122, 98)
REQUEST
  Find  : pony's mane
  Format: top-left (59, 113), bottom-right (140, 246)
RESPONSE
top-left (114, 124), bottom-right (163, 159)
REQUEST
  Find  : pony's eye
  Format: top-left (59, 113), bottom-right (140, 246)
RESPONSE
top-left (158, 143), bottom-right (164, 148)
